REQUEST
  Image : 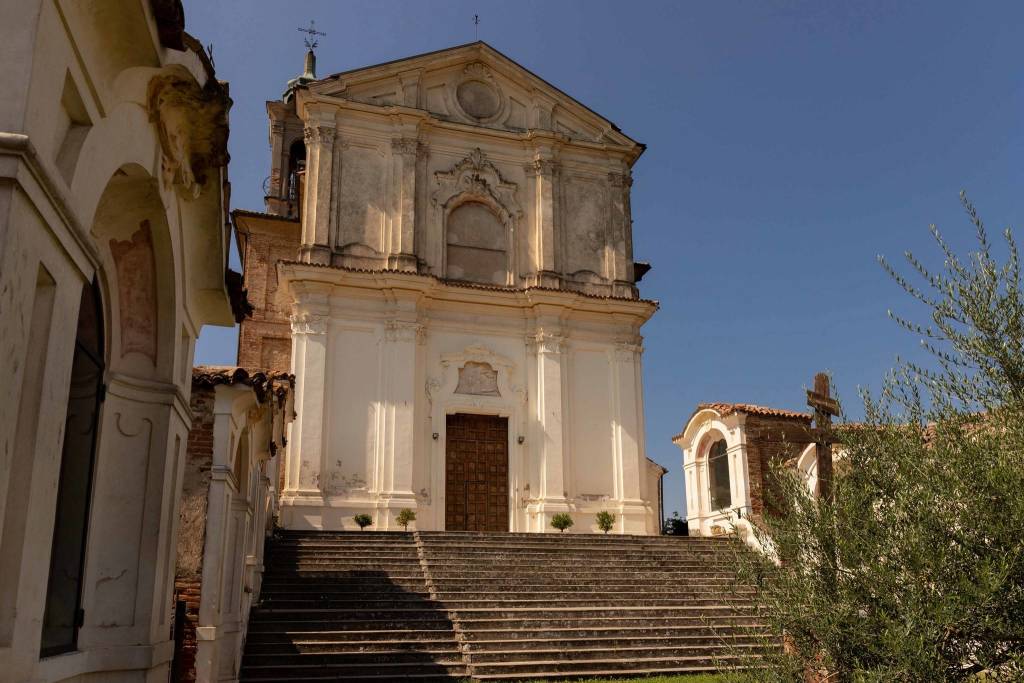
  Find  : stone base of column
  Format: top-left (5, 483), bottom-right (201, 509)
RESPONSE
top-left (298, 244), bottom-right (331, 265)
top-left (612, 280), bottom-right (638, 299)
top-left (387, 253), bottom-right (418, 272)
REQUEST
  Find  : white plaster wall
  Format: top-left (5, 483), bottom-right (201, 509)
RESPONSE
top-left (278, 271), bottom-right (659, 534)
top-left (676, 410), bottom-right (753, 537)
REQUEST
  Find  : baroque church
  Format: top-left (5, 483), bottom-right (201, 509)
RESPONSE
top-left (236, 41), bottom-right (667, 534)
top-left (0, 4), bottom-right (830, 680)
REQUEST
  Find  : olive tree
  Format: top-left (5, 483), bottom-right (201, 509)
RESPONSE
top-left (734, 195), bottom-right (1024, 682)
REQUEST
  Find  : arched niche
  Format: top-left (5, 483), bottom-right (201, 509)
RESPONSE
top-left (431, 148), bottom-right (521, 284)
top-left (89, 164), bottom-right (177, 381)
top-left (444, 199), bottom-right (509, 285)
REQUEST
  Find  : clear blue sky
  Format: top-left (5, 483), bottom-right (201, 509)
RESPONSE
top-left (187, 0), bottom-right (1024, 519)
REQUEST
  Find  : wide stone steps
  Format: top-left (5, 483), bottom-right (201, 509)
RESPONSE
top-left (240, 530), bottom-right (771, 681)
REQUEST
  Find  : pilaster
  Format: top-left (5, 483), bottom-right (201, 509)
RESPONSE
top-left (298, 121), bottom-right (335, 264)
top-left (388, 138), bottom-right (420, 272)
top-left (285, 306), bottom-right (329, 496)
top-left (524, 155), bottom-right (561, 288)
top-left (529, 330), bottom-right (570, 524)
top-left (378, 319), bottom-right (422, 528)
top-left (608, 170), bottom-right (637, 298)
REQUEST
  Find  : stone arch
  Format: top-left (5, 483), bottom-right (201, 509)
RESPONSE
top-left (796, 443), bottom-right (819, 496)
top-left (699, 434), bottom-right (732, 512)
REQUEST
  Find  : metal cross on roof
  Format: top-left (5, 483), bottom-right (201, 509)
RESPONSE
top-left (298, 20), bottom-right (326, 51)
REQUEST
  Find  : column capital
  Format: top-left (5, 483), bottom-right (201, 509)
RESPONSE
top-left (613, 340), bottom-right (643, 360)
top-left (304, 124), bottom-right (336, 146)
top-left (607, 171), bottom-right (633, 188)
top-left (289, 311), bottom-right (327, 335)
top-left (384, 320), bottom-right (424, 343)
top-left (528, 331), bottom-right (565, 355)
top-left (524, 157), bottom-right (559, 177)
top-left (390, 137), bottom-right (421, 157)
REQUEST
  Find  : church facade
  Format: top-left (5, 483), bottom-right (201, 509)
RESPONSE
top-left (238, 42), bottom-right (665, 534)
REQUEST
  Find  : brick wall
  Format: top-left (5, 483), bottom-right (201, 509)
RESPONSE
top-left (743, 415), bottom-right (813, 518)
top-left (172, 577), bottom-right (202, 683)
top-left (173, 385), bottom-right (216, 683)
top-left (235, 214), bottom-right (300, 371)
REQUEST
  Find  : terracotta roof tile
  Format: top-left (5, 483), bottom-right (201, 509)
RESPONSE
top-left (697, 402), bottom-right (812, 422)
top-left (192, 365), bottom-right (294, 402)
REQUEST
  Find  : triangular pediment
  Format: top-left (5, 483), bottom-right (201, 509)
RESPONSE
top-left (308, 42), bottom-right (639, 149)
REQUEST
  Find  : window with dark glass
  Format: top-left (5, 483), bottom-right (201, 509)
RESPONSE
top-left (708, 439), bottom-right (731, 511)
top-left (41, 281), bottom-right (104, 656)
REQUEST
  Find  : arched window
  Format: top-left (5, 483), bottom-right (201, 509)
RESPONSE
top-left (446, 201), bottom-right (507, 285)
top-left (708, 439), bottom-right (731, 511)
top-left (41, 280), bottom-right (104, 655)
top-left (286, 139), bottom-right (306, 212)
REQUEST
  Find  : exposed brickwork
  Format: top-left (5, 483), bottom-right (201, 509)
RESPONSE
top-left (233, 212), bottom-right (300, 371)
top-left (743, 415), bottom-right (814, 518)
top-left (173, 577), bottom-right (202, 683)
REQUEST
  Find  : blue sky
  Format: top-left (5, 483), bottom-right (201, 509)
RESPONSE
top-left (187, 0), bottom-right (1024, 519)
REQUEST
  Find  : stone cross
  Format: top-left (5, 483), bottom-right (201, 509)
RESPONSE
top-left (806, 372), bottom-right (840, 501)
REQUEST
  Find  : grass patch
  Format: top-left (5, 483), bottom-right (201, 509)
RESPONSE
top-left (517, 676), bottom-right (738, 683)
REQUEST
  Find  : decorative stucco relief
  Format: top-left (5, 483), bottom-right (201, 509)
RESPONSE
top-left (109, 221), bottom-right (158, 363)
top-left (432, 148), bottom-right (522, 219)
top-left (147, 73), bottom-right (229, 199)
top-left (456, 361), bottom-right (500, 396)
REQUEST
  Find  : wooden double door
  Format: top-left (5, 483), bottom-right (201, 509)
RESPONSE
top-left (445, 413), bottom-right (509, 532)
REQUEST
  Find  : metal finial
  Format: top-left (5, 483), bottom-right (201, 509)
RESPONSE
top-left (298, 20), bottom-right (327, 51)
top-left (473, 14), bottom-right (480, 40)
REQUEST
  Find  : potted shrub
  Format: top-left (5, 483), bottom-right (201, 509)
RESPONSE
top-left (596, 510), bottom-right (616, 534)
top-left (353, 513), bottom-right (373, 530)
top-left (551, 512), bottom-right (574, 533)
top-left (396, 508), bottom-right (416, 531)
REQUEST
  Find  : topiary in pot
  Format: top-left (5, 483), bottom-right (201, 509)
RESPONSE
top-left (596, 510), bottom-right (616, 534)
top-left (551, 512), bottom-right (574, 533)
top-left (396, 508), bottom-right (416, 530)
top-left (353, 513), bottom-right (373, 530)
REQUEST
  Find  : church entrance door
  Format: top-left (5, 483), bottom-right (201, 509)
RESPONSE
top-left (445, 413), bottom-right (509, 532)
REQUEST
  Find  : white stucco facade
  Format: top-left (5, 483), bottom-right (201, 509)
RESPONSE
top-left (675, 408), bottom-right (754, 536)
top-left (0, 2), bottom-right (233, 680)
top-left (268, 42), bottom-right (663, 534)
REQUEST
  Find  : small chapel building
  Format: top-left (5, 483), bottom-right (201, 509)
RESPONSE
top-left (235, 42), bottom-right (666, 534)
top-left (674, 402), bottom-right (835, 536)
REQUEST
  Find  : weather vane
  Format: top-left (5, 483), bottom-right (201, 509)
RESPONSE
top-left (298, 20), bottom-right (326, 51)
top-left (473, 14), bottom-right (480, 40)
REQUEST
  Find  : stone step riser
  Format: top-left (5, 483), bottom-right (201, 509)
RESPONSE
top-left (246, 626), bottom-right (768, 645)
top-left (256, 602), bottom-right (756, 614)
top-left (250, 635), bottom-right (769, 655)
top-left (467, 644), bottom-right (774, 664)
top-left (240, 664), bottom-right (467, 680)
top-left (240, 530), bottom-right (765, 682)
top-left (468, 654), bottom-right (759, 676)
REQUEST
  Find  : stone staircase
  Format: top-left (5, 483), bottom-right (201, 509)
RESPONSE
top-left (240, 530), bottom-right (774, 682)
